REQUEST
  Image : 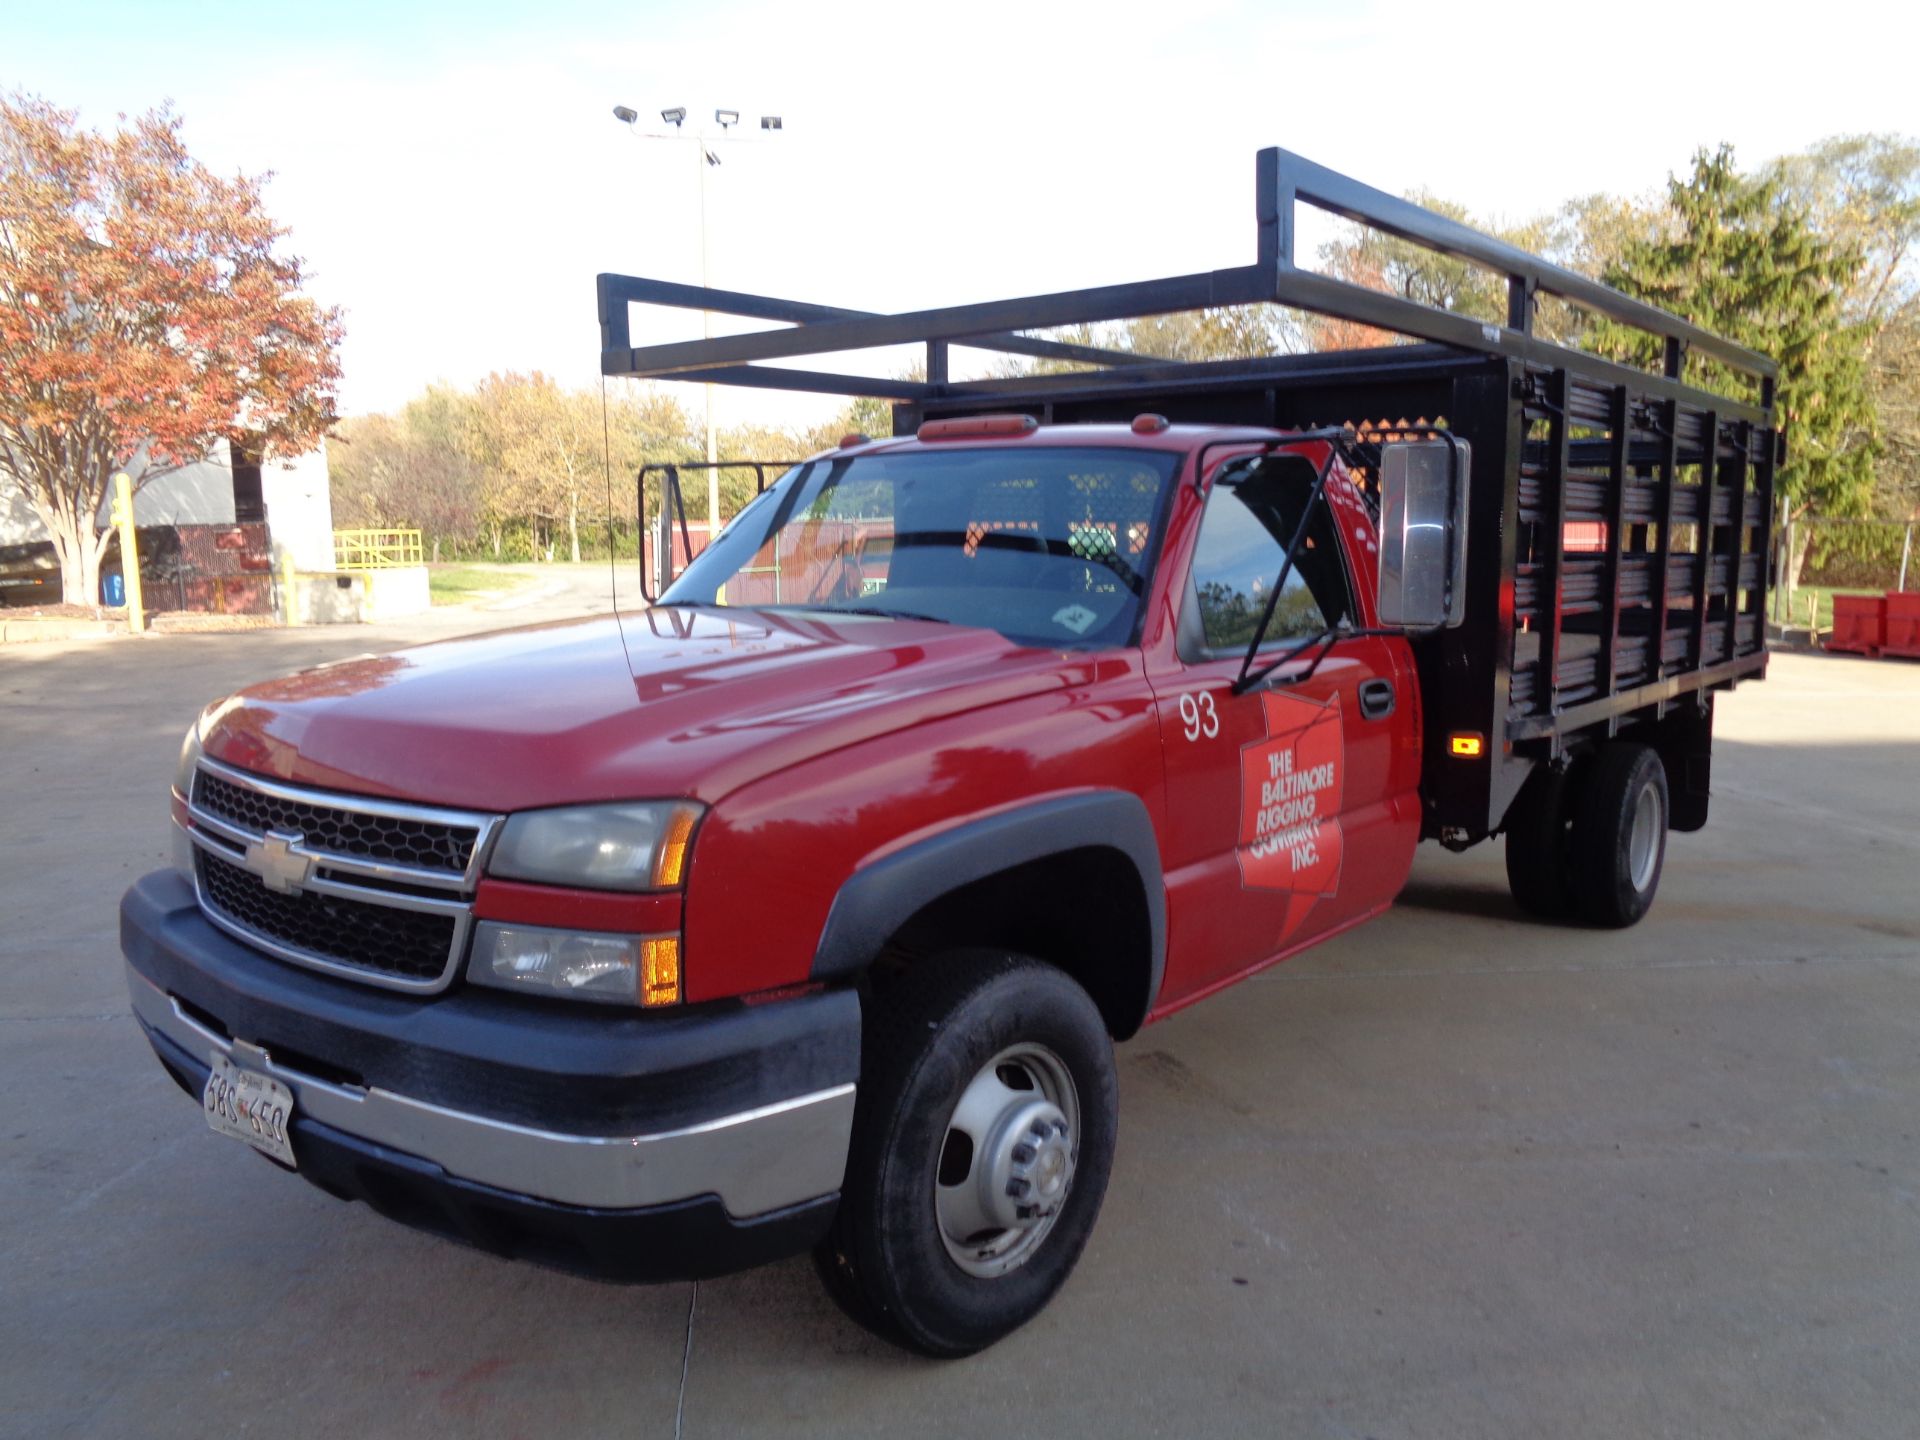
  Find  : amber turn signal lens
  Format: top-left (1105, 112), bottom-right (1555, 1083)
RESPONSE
top-left (1449, 733), bottom-right (1485, 757)
top-left (640, 936), bottom-right (682, 1008)
top-left (650, 806), bottom-right (700, 889)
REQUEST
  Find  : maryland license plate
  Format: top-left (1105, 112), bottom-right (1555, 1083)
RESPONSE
top-left (203, 1054), bottom-right (297, 1168)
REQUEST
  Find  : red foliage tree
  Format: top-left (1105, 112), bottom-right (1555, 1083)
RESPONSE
top-left (0, 94), bottom-right (342, 605)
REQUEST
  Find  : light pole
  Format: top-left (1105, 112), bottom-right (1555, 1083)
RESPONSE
top-left (614, 103), bottom-right (783, 541)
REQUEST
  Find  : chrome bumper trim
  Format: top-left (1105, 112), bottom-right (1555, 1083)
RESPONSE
top-left (128, 965), bottom-right (854, 1218)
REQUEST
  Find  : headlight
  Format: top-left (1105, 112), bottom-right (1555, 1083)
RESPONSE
top-left (488, 802), bottom-right (702, 891)
top-left (467, 923), bottom-right (682, 1007)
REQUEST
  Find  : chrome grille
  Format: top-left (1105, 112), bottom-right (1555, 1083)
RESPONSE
top-left (197, 849), bottom-right (457, 982)
top-left (193, 768), bottom-right (477, 876)
top-left (183, 759), bottom-right (501, 993)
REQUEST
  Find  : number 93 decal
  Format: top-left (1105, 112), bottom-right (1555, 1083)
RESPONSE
top-left (1177, 690), bottom-right (1219, 743)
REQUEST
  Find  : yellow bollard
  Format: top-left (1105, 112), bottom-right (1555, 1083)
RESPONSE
top-left (110, 472), bottom-right (146, 633)
top-left (282, 550), bottom-right (301, 627)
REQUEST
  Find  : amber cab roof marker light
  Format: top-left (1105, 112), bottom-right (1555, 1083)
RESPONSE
top-left (1131, 413), bottom-right (1170, 435)
top-left (916, 414), bottom-right (1039, 441)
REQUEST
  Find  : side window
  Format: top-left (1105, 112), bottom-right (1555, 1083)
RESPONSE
top-left (781, 474), bottom-right (894, 601)
top-left (1185, 455), bottom-right (1352, 656)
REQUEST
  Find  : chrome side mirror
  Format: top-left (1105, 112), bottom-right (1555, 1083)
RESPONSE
top-left (1376, 437), bottom-right (1470, 630)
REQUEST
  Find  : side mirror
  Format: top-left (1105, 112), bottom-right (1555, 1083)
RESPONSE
top-left (1376, 437), bottom-right (1470, 630)
top-left (638, 463), bottom-right (695, 602)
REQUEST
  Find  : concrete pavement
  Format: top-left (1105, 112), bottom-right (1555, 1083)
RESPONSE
top-left (2, 601), bottom-right (1916, 1439)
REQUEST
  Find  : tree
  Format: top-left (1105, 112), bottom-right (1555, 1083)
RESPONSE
top-left (329, 408), bottom-right (481, 560)
top-left (1770, 135), bottom-right (1920, 332)
top-left (1125, 306), bottom-right (1291, 361)
top-left (799, 394), bottom-right (897, 454)
top-left (713, 420), bottom-right (811, 518)
top-left (1598, 146), bottom-right (1875, 569)
top-left (1301, 244), bottom-right (1398, 352)
top-left (0, 95), bottom-right (341, 605)
top-left (470, 373), bottom-right (611, 562)
top-left (1528, 191), bottom-right (1669, 346)
top-left (1307, 194), bottom-right (1556, 350)
top-left (329, 380), bottom-right (699, 564)
top-left (607, 385), bottom-right (700, 512)
top-left (1769, 134), bottom-right (1920, 521)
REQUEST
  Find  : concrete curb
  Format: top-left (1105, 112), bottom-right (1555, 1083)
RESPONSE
top-left (0, 617), bottom-right (121, 644)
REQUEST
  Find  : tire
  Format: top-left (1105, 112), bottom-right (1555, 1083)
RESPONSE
top-left (814, 952), bottom-right (1118, 1357)
top-left (1569, 742), bottom-right (1668, 928)
top-left (1504, 760), bottom-right (1577, 920)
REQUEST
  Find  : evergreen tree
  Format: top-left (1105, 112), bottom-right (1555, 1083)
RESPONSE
top-left (1598, 146), bottom-right (1875, 532)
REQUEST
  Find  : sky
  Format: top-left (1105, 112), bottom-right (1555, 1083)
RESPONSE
top-left (7, 0), bottom-right (1918, 430)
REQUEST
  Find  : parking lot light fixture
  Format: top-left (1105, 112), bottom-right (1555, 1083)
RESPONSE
top-left (611, 98), bottom-right (787, 535)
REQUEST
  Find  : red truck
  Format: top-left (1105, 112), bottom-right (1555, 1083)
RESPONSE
top-left (121, 150), bottom-right (1778, 1356)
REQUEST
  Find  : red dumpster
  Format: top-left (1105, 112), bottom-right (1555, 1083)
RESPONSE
top-left (1827, 594), bottom-right (1886, 655)
top-left (1884, 592), bottom-right (1920, 659)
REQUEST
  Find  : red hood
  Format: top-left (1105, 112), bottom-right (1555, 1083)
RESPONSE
top-left (199, 607), bottom-right (1074, 812)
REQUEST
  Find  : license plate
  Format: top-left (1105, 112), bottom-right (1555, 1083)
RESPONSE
top-left (203, 1054), bottom-right (297, 1168)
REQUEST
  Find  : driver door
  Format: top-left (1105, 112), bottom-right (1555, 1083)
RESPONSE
top-left (1149, 452), bottom-right (1414, 1002)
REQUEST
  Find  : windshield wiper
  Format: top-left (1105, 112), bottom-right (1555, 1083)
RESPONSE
top-left (812, 605), bottom-right (951, 624)
top-left (767, 602), bottom-right (953, 625)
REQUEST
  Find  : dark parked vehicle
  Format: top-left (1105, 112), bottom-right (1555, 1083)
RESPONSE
top-left (0, 540), bottom-right (61, 607)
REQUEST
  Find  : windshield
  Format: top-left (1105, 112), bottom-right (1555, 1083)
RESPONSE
top-left (661, 446), bottom-right (1181, 648)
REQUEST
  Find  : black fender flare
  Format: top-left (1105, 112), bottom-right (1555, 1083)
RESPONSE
top-left (810, 791), bottom-right (1168, 1028)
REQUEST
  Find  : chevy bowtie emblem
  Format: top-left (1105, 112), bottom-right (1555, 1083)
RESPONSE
top-left (243, 832), bottom-right (314, 894)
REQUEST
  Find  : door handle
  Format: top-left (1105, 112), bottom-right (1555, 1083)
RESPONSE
top-left (1358, 678), bottom-right (1395, 721)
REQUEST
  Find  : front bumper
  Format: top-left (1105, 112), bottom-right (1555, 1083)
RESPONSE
top-left (121, 870), bottom-right (861, 1280)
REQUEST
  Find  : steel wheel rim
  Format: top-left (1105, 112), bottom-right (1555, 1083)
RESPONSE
top-left (1628, 783), bottom-right (1661, 892)
top-left (936, 1042), bottom-right (1080, 1279)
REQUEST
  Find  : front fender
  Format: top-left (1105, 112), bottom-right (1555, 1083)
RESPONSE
top-left (810, 790), bottom-right (1167, 1023)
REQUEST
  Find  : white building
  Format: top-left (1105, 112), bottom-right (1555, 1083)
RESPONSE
top-left (0, 439), bottom-right (336, 575)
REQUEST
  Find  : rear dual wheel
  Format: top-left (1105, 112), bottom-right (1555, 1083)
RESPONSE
top-left (1504, 741), bottom-right (1668, 928)
top-left (1571, 743), bottom-right (1668, 928)
top-left (815, 953), bottom-right (1117, 1358)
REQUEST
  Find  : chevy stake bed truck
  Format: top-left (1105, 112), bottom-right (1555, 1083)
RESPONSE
top-left (121, 149), bottom-right (1778, 1356)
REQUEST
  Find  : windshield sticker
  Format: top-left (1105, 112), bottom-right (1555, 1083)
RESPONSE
top-left (1238, 690), bottom-right (1344, 942)
top-left (1052, 604), bottom-right (1098, 635)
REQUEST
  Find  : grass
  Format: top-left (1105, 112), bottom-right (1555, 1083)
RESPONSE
top-left (427, 564), bottom-right (537, 606)
top-left (1784, 584), bottom-right (1883, 635)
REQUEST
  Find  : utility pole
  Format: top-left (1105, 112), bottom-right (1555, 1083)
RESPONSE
top-left (614, 104), bottom-right (783, 549)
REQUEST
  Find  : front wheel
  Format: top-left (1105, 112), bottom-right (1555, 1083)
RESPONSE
top-left (814, 953), bottom-right (1118, 1357)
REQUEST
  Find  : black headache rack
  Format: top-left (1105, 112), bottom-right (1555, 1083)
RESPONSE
top-left (598, 147), bottom-right (1778, 843)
